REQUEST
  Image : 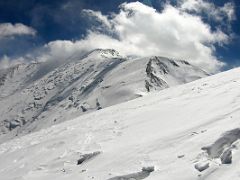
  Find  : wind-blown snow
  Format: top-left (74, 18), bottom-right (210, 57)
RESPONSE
top-left (0, 67), bottom-right (240, 180)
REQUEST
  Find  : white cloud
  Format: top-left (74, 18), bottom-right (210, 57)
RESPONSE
top-left (221, 2), bottom-right (236, 22)
top-left (0, 55), bottom-right (25, 70)
top-left (3, 1), bottom-right (233, 73)
top-left (38, 1), bottom-right (231, 73)
top-left (0, 23), bottom-right (36, 38)
top-left (82, 9), bottom-right (112, 30)
top-left (179, 0), bottom-right (235, 22)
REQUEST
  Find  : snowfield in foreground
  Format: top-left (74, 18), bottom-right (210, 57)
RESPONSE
top-left (0, 67), bottom-right (240, 180)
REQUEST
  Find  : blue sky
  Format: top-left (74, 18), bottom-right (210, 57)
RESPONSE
top-left (0, 0), bottom-right (239, 72)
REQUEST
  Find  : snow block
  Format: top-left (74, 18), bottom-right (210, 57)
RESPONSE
top-left (194, 162), bottom-right (209, 172)
top-left (142, 166), bottom-right (155, 173)
top-left (77, 151), bottom-right (101, 165)
top-left (220, 149), bottom-right (232, 164)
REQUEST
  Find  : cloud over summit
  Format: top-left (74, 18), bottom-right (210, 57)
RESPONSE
top-left (0, 1), bottom-right (235, 73)
top-left (42, 1), bottom-right (233, 73)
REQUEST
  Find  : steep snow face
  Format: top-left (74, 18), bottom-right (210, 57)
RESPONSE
top-left (0, 63), bottom-right (40, 98)
top-left (0, 49), bottom-right (207, 141)
top-left (0, 67), bottom-right (239, 180)
top-left (96, 56), bottom-right (208, 107)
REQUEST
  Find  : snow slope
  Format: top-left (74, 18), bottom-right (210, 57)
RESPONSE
top-left (0, 67), bottom-right (239, 180)
top-left (0, 49), bottom-right (208, 141)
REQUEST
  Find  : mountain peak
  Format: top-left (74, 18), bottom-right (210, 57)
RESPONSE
top-left (86, 49), bottom-right (122, 59)
top-left (0, 50), bottom-right (208, 141)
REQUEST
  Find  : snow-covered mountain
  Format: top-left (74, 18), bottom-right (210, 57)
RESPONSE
top-left (0, 49), bottom-right (208, 141)
top-left (0, 66), bottom-right (239, 180)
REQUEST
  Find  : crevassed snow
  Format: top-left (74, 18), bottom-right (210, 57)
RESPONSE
top-left (0, 49), bottom-right (207, 141)
top-left (0, 67), bottom-right (239, 180)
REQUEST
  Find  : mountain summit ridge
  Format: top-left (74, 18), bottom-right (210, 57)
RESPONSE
top-left (0, 49), bottom-right (208, 141)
